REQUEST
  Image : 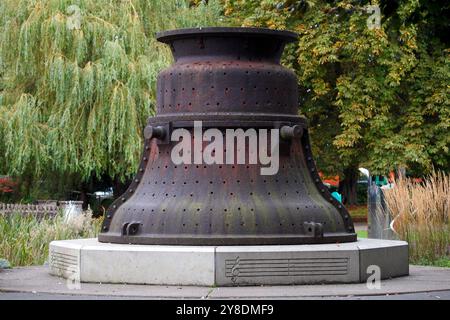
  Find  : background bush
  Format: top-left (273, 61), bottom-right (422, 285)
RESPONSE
top-left (0, 213), bottom-right (101, 266)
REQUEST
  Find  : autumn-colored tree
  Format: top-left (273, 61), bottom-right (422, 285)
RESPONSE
top-left (224, 0), bottom-right (449, 204)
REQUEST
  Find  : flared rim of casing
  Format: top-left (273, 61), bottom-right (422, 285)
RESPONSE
top-left (156, 27), bottom-right (298, 44)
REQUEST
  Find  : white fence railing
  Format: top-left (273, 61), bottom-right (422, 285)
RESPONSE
top-left (0, 201), bottom-right (83, 218)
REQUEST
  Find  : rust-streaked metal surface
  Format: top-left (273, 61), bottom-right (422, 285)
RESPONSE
top-left (98, 27), bottom-right (356, 245)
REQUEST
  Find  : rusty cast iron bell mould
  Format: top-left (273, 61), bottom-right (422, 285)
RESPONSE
top-left (98, 27), bottom-right (356, 245)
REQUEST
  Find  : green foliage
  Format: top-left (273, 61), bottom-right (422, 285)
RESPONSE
top-left (0, 212), bottom-right (101, 266)
top-left (0, 0), bottom-right (448, 201)
top-left (0, 0), bottom-right (224, 185)
top-left (225, 0), bottom-right (450, 176)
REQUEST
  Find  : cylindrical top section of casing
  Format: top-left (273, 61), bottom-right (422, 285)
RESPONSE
top-left (155, 27), bottom-right (299, 116)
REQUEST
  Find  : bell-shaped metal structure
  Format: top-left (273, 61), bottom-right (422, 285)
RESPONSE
top-left (98, 27), bottom-right (356, 245)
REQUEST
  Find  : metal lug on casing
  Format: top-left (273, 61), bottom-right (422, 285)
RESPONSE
top-left (280, 125), bottom-right (303, 140)
top-left (144, 125), bottom-right (166, 140)
top-left (303, 222), bottom-right (324, 238)
top-left (122, 222), bottom-right (141, 236)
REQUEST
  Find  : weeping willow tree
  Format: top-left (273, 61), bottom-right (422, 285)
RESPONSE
top-left (0, 0), bottom-right (224, 199)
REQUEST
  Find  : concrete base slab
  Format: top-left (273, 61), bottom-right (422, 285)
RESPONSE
top-left (49, 238), bottom-right (408, 286)
top-left (50, 239), bottom-right (215, 286)
top-left (215, 242), bottom-right (361, 285)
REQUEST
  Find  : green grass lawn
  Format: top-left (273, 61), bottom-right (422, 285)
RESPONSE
top-left (347, 205), bottom-right (367, 222)
top-left (356, 230), bottom-right (367, 238)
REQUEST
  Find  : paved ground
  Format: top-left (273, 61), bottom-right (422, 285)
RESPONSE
top-left (1, 290), bottom-right (450, 300)
top-left (1, 265), bottom-right (449, 300)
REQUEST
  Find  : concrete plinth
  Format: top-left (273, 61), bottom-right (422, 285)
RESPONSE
top-left (49, 238), bottom-right (408, 286)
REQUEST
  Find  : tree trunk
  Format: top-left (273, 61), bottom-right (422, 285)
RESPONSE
top-left (80, 181), bottom-right (89, 210)
top-left (338, 166), bottom-right (359, 206)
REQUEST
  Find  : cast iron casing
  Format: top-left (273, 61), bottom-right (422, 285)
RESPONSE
top-left (98, 27), bottom-right (357, 245)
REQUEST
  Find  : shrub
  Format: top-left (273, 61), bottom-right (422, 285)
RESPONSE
top-left (0, 212), bottom-right (101, 266)
top-left (384, 171), bottom-right (449, 264)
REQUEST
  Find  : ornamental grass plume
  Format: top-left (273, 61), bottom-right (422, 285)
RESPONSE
top-left (384, 171), bottom-right (450, 264)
